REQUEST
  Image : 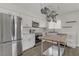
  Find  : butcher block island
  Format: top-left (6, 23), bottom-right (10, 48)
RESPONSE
top-left (39, 34), bottom-right (67, 56)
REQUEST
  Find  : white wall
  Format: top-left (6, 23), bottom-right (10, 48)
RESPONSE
top-left (58, 11), bottom-right (79, 48)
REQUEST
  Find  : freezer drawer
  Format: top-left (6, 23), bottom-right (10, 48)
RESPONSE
top-left (17, 40), bottom-right (22, 56)
top-left (2, 42), bottom-right (12, 56)
top-left (0, 41), bottom-right (20, 56)
top-left (12, 41), bottom-right (17, 56)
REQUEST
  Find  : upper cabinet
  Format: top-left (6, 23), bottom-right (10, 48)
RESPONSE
top-left (39, 21), bottom-right (46, 28)
top-left (22, 15), bottom-right (47, 29)
top-left (38, 18), bottom-right (47, 28)
top-left (31, 17), bottom-right (46, 28)
top-left (22, 16), bottom-right (32, 27)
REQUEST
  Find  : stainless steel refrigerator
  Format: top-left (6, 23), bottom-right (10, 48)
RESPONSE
top-left (0, 13), bottom-right (22, 56)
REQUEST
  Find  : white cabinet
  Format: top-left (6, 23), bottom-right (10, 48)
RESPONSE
top-left (22, 16), bottom-right (32, 27)
top-left (39, 22), bottom-right (46, 28)
top-left (66, 30), bottom-right (77, 48)
top-left (22, 34), bottom-right (35, 51)
top-left (60, 20), bottom-right (77, 48)
top-left (22, 15), bottom-right (46, 28)
top-left (22, 15), bottom-right (36, 51)
top-left (32, 17), bottom-right (46, 28)
top-left (39, 19), bottom-right (46, 28)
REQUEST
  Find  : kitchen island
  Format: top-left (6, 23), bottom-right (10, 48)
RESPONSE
top-left (39, 34), bottom-right (67, 56)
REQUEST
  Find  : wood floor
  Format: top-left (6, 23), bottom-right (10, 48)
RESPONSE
top-left (22, 42), bottom-right (79, 56)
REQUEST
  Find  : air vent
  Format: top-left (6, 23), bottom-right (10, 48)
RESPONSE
top-left (66, 21), bottom-right (76, 23)
top-left (62, 26), bottom-right (72, 28)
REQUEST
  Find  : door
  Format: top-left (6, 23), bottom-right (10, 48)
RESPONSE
top-left (2, 42), bottom-right (12, 56)
top-left (2, 14), bottom-right (12, 42)
top-left (14, 16), bottom-right (22, 41)
top-left (0, 13), bottom-right (13, 56)
top-left (15, 16), bottom-right (22, 55)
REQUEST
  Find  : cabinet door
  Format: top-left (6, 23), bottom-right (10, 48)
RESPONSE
top-left (29, 34), bottom-right (35, 45)
top-left (22, 34), bottom-right (29, 51)
top-left (27, 34), bottom-right (35, 49)
top-left (22, 16), bottom-right (32, 27)
top-left (61, 27), bottom-right (77, 48)
top-left (2, 42), bottom-right (12, 56)
top-left (22, 34), bottom-right (35, 51)
top-left (67, 32), bottom-right (77, 48)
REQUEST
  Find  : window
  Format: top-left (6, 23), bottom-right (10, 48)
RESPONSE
top-left (48, 20), bottom-right (61, 29)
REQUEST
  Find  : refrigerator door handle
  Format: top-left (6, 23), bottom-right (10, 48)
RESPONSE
top-left (11, 16), bottom-right (15, 41)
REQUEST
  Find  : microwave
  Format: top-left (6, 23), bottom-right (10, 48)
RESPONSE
top-left (32, 21), bottom-right (39, 28)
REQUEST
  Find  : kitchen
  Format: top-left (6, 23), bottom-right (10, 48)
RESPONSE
top-left (0, 3), bottom-right (79, 56)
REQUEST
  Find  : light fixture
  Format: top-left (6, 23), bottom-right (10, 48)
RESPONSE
top-left (41, 7), bottom-right (58, 22)
top-left (41, 6), bottom-right (61, 32)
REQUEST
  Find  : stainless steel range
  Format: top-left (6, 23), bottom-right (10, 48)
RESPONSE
top-left (35, 33), bottom-right (42, 46)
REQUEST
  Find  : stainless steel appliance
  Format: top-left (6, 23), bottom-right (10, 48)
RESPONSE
top-left (32, 21), bottom-right (39, 28)
top-left (0, 13), bottom-right (22, 56)
top-left (35, 33), bottom-right (42, 46)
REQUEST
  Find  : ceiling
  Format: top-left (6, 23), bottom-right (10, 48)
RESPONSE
top-left (0, 3), bottom-right (79, 18)
top-left (12, 3), bottom-right (79, 16)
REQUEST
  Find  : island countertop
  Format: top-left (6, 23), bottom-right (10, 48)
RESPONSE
top-left (38, 34), bottom-right (67, 43)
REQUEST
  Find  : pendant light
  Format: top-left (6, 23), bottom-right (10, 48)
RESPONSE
top-left (41, 7), bottom-right (58, 23)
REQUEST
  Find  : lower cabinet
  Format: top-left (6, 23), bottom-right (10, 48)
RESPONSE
top-left (58, 26), bottom-right (77, 48)
top-left (22, 34), bottom-right (35, 51)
